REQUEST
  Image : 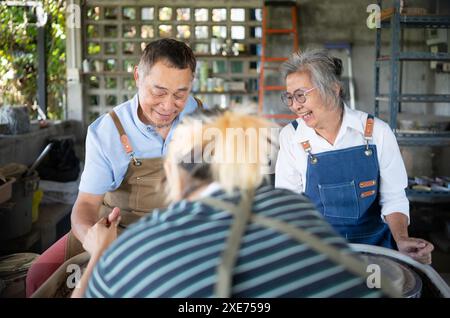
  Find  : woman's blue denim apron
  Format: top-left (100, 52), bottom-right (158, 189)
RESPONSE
top-left (291, 115), bottom-right (394, 248)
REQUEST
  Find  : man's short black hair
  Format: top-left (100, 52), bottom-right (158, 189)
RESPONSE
top-left (138, 38), bottom-right (196, 77)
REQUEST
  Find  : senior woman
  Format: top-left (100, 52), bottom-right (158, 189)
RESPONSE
top-left (69, 109), bottom-right (398, 298)
top-left (275, 49), bottom-right (433, 264)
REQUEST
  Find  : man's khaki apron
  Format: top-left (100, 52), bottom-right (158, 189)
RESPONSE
top-left (32, 111), bottom-right (167, 297)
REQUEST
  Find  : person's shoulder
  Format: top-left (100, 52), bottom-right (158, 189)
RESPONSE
top-left (279, 119), bottom-right (298, 139)
top-left (88, 98), bottom-right (134, 135)
top-left (349, 107), bottom-right (390, 130)
top-left (87, 112), bottom-right (112, 136)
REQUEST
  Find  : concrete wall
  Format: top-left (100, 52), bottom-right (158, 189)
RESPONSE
top-left (291, 0), bottom-right (449, 114)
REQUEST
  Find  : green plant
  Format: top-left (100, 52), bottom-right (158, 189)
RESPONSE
top-left (0, 0), bottom-right (66, 120)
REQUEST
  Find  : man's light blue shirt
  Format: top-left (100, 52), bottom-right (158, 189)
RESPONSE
top-left (79, 94), bottom-right (199, 194)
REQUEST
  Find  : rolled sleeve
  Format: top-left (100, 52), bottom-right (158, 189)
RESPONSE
top-left (275, 128), bottom-right (303, 194)
top-left (377, 122), bottom-right (410, 223)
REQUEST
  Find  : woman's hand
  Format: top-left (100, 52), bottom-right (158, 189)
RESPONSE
top-left (72, 208), bottom-right (121, 298)
top-left (82, 207), bottom-right (121, 258)
top-left (396, 236), bottom-right (434, 264)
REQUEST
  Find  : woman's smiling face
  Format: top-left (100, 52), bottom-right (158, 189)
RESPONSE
top-left (286, 70), bottom-right (333, 130)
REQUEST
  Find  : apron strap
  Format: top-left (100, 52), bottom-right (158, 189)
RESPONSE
top-left (109, 111), bottom-right (141, 166)
top-left (198, 195), bottom-right (400, 298)
top-left (194, 97), bottom-right (203, 109)
top-left (364, 114), bottom-right (375, 139)
top-left (363, 114), bottom-right (375, 156)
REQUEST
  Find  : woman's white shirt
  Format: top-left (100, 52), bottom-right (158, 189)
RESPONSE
top-left (275, 105), bottom-right (410, 223)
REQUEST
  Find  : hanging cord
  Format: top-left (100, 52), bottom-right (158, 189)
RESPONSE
top-left (213, 189), bottom-right (255, 298)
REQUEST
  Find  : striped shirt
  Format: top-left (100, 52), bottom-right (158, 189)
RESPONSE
top-left (86, 185), bottom-right (385, 298)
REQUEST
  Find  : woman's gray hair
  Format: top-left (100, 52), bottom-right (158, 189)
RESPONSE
top-left (281, 49), bottom-right (345, 108)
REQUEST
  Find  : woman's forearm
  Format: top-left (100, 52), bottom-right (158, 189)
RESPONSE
top-left (385, 212), bottom-right (409, 242)
top-left (71, 253), bottom-right (102, 298)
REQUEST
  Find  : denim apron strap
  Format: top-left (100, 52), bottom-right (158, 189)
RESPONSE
top-left (198, 195), bottom-right (400, 298)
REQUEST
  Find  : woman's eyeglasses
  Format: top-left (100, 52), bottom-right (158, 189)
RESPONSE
top-left (281, 87), bottom-right (317, 107)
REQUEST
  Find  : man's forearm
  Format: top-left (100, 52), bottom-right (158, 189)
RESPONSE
top-left (71, 201), bottom-right (100, 243)
top-left (385, 212), bottom-right (409, 242)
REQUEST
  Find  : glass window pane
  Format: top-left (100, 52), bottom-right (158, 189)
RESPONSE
top-left (141, 25), bottom-right (154, 39)
top-left (250, 26), bottom-right (262, 38)
top-left (123, 25), bottom-right (137, 38)
top-left (195, 26), bottom-right (208, 39)
top-left (106, 95), bottom-right (117, 106)
top-left (87, 24), bottom-right (99, 38)
top-left (194, 43), bottom-right (209, 54)
top-left (123, 7), bottom-right (136, 20)
top-left (105, 77), bottom-right (117, 89)
top-left (141, 42), bottom-right (148, 52)
top-left (105, 43), bottom-right (117, 54)
top-left (91, 60), bottom-right (103, 72)
top-left (159, 7), bottom-right (172, 21)
top-left (159, 25), bottom-right (172, 37)
top-left (231, 26), bottom-right (245, 40)
top-left (86, 7), bottom-right (100, 20)
top-left (177, 8), bottom-right (190, 21)
top-left (123, 42), bottom-right (135, 55)
top-left (104, 25), bottom-right (118, 38)
top-left (88, 76), bottom-right (99, 88)
top-left (230, 8), bottom-right (245, 22)
top-left (195, 8), bottom-right (208, 21)
top-left (123, 60), bottom-right (135, 73)
top-left (89, 95), bottom-right (99, 106)
top-left (87, 42), bottom-right (101, 55)
top-left (212, 8), bottom-right (226, 22)
top-left (212, 26), bottom-right (227, 39)
top-left (105, 59), bottom-right (117, 71)
top-left (141, 7), bottom-right (154, 20)
top-left (212, 61), bottom-right (227, 73)
top-left (176, 25), bottom-right (190, 39)
top-left (231, 61), bottom-right (243, 73)
top-left (104, 7), bottom-right (118, 19)
top-left (250, 8), bottom-right (262, 21)
top-left (123, 78), bottom-right (135, 90)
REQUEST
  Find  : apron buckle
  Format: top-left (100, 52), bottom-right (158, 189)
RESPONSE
top-left (364, 140), bottom-right (372, 156)
top-left (310, 155), bottom-right (318, 164)
top-left (130, 153), bottom-right (142, 166)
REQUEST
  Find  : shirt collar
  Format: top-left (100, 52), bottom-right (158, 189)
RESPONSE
top-left (341, 104), bottom-right (365, 135)
top-left (294, 104), bottom-right (365, 142)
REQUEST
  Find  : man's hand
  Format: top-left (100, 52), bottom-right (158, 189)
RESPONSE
top-left (396, 236), bottom-right (434, 264)
top-left (82, 207), bottom-right (121, 257)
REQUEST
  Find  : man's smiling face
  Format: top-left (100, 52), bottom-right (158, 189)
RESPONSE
top-left (135, 60), bottom-right (193, 127)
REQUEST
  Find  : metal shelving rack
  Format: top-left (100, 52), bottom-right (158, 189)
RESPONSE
top-left (374, 0), bottom-right (450, 144)
top-left (373, 0), bottom-right (450, 201)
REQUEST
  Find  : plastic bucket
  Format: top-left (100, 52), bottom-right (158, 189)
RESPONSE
top-left (0, 253), bottom-right (39, 298)
top-left (0, 171), bottom-right (39, 240)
